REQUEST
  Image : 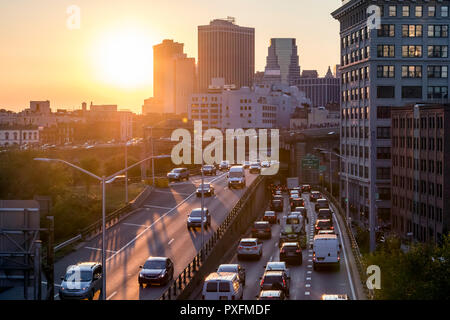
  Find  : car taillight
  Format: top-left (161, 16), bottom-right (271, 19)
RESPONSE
top-left (283, 279), bottom-right (286, 287)
top-left (260, 279), bottom-right (264, 286)
top-left (313, 251), bottom-right (315, 256)
top-left (252, 246), bottom-right (258, 250)
top-left (238, 246), bottom-right (243, 249)
top-left (296, 249), bottom-right (301, 253)
top-left (316, 227), bottom-right (320, 229)
top-left (266, 228), bottom-right (270, 232)
top-left (280, 249), bottom-right (285, 253)
top-left (252, 228), bottom-right (256, 232)
top-left (330, 226), bottom-right (334, 229)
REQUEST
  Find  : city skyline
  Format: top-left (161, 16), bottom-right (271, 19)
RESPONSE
top-left (0, 0), bottom-right (341, 113)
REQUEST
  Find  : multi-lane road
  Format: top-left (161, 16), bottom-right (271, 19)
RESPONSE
top-left (192, 191), bottom-right (356, 300)
top-left (51, 169), bottom-right (260, 300)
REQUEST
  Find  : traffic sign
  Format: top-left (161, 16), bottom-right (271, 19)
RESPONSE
top-left (302, 154), bottom-right (319, 170)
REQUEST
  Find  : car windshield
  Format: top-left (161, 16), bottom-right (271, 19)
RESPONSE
top-left (64, 269), bottom-right (92, 282)
top-left (272, 200), bottom-right (281, 204)
top-left (286, 218), bottom-right (300, 224)
top-left (217, 265), bottom-right (237, 273)
top-left (283, 245), bottom-right (298, 251)
top-left (318, 221), bottom-right (331, 228)
top-left (203, 165), bottom-right (213, 169)
top-left (263, 275), bottom-right (282, 284)
top-left (229, 171), bottom-right (242, 178)
top-left (265, 212), bottom-right (275, 216)
top-left (282, 225), bottom-right (294, 234)
top-left (267, 263), bottom-right (285, 270)
top-left (255, 223), bottom-right (268, 229)
top-left (199, 184), bottom-right (210, 189)
top-left (250, 162), bottom-right (259, 166)
top-left (172, 169), bottom-right (183, 173)
top-left (240, 241), bottom-right (257, 246)
top-left (143, 260), bottom-right (166, 269)
top-left (190, 210), bottom-right (206, 217)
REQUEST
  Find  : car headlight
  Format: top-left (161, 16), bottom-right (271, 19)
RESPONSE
top-left (139, 273), bottom-right (144, 278)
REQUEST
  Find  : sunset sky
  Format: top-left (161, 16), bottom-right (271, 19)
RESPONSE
top-left (0, 0), bottom-right (342, 114)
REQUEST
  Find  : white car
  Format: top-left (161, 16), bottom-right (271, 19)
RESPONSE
top-left (237, 238), bottom-right (262, 260)
top-left (249, 162), bottom-right (261, 174)
top-left (264, 261), bottom-right (290, 278)
top-left (261, 160), bottom-right (270, 168)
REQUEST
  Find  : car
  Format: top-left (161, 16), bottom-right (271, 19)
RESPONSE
top-left (252, 221), bottom-right (272, 239)
top-left (261, 160), bottom-right (270, 168)
top-left (279, 225), bottom-right (300, 247)
top-left (139, 257), bottom-right (174, 287)
top-left (227, 165), bottom-right (246, 189)
top-left (301, 184), bottom-right (311, 193)
top-left (237, 238), bottom-right (262, 260)
top-left (249, 162), bottom-right (261, 174)
top-left (196, 183), bottom-right (215, 197)
top-left (272, 194), bottom-right (284, 201)
top-left (59, 262), bottom-right (103, 300)
top-left (219, 160), bottom-right (230, 171)
top-left (314, 219), bottom-right (334, 234)
top-left (310, 191), bottom-right (321, 202)
top-left (274, 190), bottom-right (282, 196)
top-left (259, 271), bottom-right (290, 297)
top-left (285, 214), bottom-right (304, 234)
top-left (270, 199), bottom-right (283, 212)
top-left (279, 242), bottom-right (303, 265)
top-left (263, 211), bottom-right (278, 224)
top-left (317, 208), bottom-right (333, 220)
top-left (264, 261), bottom-right (289, 277)
top-left (315, 198), bottom-right (330, 212)
top-left (201, 165), bottom-right (217, 176)
top-left (243, 161), bottom-right (251, 169)
top-left (257, 290), bottom-right (286, 300)
top-left (294, 207), bottom-right (308, 220)
top-left (290, 197), bottom-right (305, 210)
top-left (202, 272), bottom-right (243, 300)
top-left (167, 168), bottom-right (189, 181)
top-left (312, 234), bottom-right (341, 270)
top-left (187, 208), bottom-right (211, 230)
top-left (289, 190), bottom-right (300, 198)
top-left (217, 264), bottom-right (246, 286)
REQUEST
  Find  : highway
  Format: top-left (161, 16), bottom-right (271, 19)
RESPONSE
top-left (51, 169), bottom-right (259, 300)
top-left (192, 191), bottom-right (355, 300)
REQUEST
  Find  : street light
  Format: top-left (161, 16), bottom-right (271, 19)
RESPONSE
top-left (34, 153), bottom-right (170, 300)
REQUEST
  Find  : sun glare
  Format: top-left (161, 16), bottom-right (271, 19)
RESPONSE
top-left (93, 28), bottom-right (153, 89)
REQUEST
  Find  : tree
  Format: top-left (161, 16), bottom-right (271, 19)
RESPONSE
top-left (78, 157), bottom-right (100, 193)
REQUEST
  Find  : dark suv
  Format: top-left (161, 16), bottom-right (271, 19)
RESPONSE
top-left (290, 198), bottom-right (305, 211)
top-left (252, 221), bottom-right (272, 239)
top-left (270, 199), bottom-right (283, 212)
top-left (59, 262), bottom-right (102, 300)
top-left (201, 165), bottom-right (217, 176)
top-left (317, 208), bottom-right (333, 220)
top-left (259, 271), bottom-right (290, 297)
top-left (139, 257), bottom-right (174, 287)
top-left (279, 242), bottom-right (303, 265)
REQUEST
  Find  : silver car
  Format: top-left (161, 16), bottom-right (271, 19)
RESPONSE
top-left (59, 262), bottom-right (102, 300)
top-left (237, 238), bottom-right (262, 260)
top-left (187, 208), bottom-right (211, 230)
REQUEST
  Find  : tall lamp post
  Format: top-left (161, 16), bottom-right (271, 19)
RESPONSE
top-left (34, 154), bottom-right (169, 300)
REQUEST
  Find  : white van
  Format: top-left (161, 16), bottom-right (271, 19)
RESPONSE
top-left (227, 165), bottom-right (246, 189)
top-left (312, 234), bottom-right (341, 270)
top-left (202, 272), bottom-right (243, 300)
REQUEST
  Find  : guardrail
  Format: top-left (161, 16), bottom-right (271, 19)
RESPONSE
top-left (158, 175), bottom-right (266, 300)
top-left (317, 186), bottom-right (369, 298)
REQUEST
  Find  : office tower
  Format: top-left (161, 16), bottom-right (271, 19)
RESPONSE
top-left (263, 38), bottom-right (301, 85)
top-left (198, 17), bottom-right (255, 92)
top-left (391, 104), bottom-right (449, 244)
top-left (152, 39), bottom-right (195, 114)
top-left (332, 0), bottom-right (450, 249)
top-left (295, 68), bottom-right (340, 107)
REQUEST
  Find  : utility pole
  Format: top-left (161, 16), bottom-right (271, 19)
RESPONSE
top-left (101, 177), bottom-right (106, 300)
top-left (33, 240), bottom-right (42, 300)
top-left (46, 216), bottom-right (54, 300)
top-left (125, 140), bottom-right (128, 203)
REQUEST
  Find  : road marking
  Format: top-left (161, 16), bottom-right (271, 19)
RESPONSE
top-left (85, 247), bottom-right (117, 254)
top-left (144, 205), bottom-right (172, 210)
top-left (306, 277), bottom-right (311, 281)
top-left (123, 223), bottom-right (147, 227)
top-left (153, 190), bottom-right (192, 196)
top-left (305, 284), bottom-right (311, 288)
top-left (274, 243), bottom-right (278, 247)
top-left (307, 271), bottom-right (312, 274)
top-left (107, 291), bottom-right (117, 300)
top-left (305, 291), bottom-right (310, 295)
top-left (106, 173), bottom-right (227, 262)
top-left (307, 265), bottom-right (312, 268)
top-left (269, 255), bottom-right (273, 261)
top-left (333, 210), bottom-right (357, 301)
top-left (308, 259), bottom-right (312, 262)
top-left (168, 238), bottom-right (174, 246)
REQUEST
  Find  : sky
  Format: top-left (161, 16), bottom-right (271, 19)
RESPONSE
top-left (0, 0), bottom-right (342, 114)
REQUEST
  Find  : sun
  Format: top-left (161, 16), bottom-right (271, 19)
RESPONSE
top-left (93, 28), bottom-right (153, 88)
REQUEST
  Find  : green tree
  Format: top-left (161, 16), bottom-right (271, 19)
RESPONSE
top-left (78, 157), bottom-right (101, 193)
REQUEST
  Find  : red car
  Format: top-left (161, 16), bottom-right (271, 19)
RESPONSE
top-left (263, 211), bottom-right (278, 224)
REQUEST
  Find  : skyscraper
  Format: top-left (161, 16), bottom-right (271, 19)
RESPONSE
top-left (198, 17), bottom-right (255, 91)
top-left (152, 39), bottom-right (195, 114)
top-left (332, 0), bottom-right (450, 249)
top-left (263, 38), bottom-right (301, 85)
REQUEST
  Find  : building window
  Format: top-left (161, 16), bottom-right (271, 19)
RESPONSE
top-left (389, 5), bottom-right (397, 17)
top-left (377, 86), bottom-right (395, 98)
top-left (377, 65), bottom-right (395, 78)
top-left (402, 65), bottom-right (422, 78)
top-left (428, 66), bottom-right (448, 78)
top-left (428, 25), bottom-right (449, 38)
top-left (442, 6), bottom-right (449, 17)
top-left (415, 6), bottom-right (423, 17)
top-left (378, 24), bottom-right (395, 37)
top-left (427, 86), bottom-right (448, 99)
top-left (402, 5), bottom-right (410, 17)
top-left (402, 25), bottom-right (422, 37)
top-left (428, 45), bottom-right (448, 58)
top-left (377, 106), bottom-right (391, 119)
top-left (402, 45), bottom-right (422, 58)
top-left (428, 6), bottom-right (436, 17)
top-left (376, 167), bottom-right (391, 180)
top-left (377, 127), bottom-right (391, 139)
top-left (377, 45), bottom-right (395, 57)
top-left (402, 86), bottom-right (422, 99)
top-left (377, 147), bottom-right (391, 159)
